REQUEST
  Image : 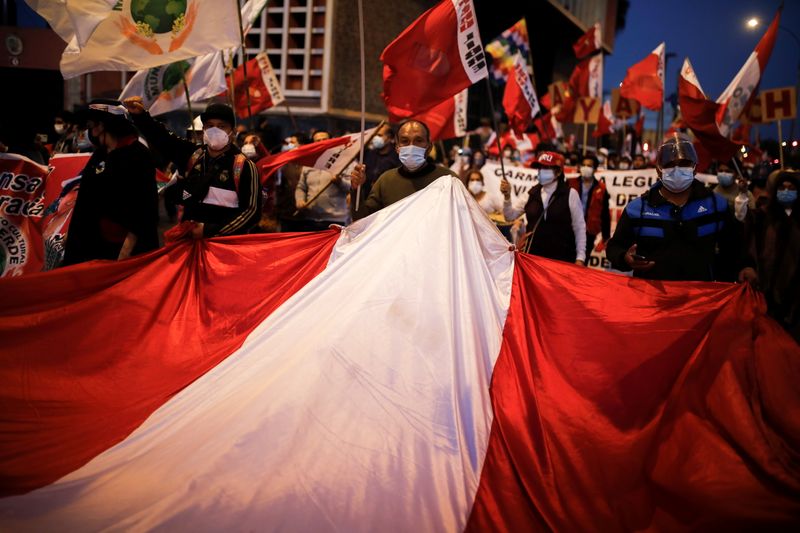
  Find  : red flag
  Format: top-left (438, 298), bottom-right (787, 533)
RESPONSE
top-left (228, 52), bottom-right (285, 119)
top-left (503, 54), bottom-right (540, 135)
top-left (620, 42), bottom-right (664, 111)
top-left (409, 89), bottom-right (468, 142)
top-left (533, 111), bottom-right (557, 141)
top-left (381, 0), bottom-right (488, 121)
top-left (678, 58), bottom-right (740, 171)
top-left (592, 100), bottom-right (614, 138)
top-left (715, 8), bottom-right (780, 136)
top-left (569, 54), bottom-right (603, 98)
top-left (572, 22), bottom-right (601, 59)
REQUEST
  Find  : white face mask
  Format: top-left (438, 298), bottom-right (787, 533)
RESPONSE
top-left (538, 169), bottom-right (556, 185)
top-left (370, 136), bottom-right (385, 150)
top-left (54, 123), bottom-right (66, 135)
top-left (619, 162), bottom-right (630, 170)
top-left (468, 181), bottom-right (483, 195)
top-left (580, 165), bottom-right (594, 179)
top-left (281, 143), bottom-right (297, 152)
top-left (203, 127), bottom-right (230, 151)
top-left (661, 166), bottom-right (695, 193)
top-left (241, 143), bottom-right (257, 158)
top-left (398, 145), bottom-right (427, 171)
top-left (716, 172), bottom-right (735, 187)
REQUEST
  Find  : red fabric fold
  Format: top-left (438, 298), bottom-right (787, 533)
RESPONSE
top-left (0, 230), bottom-right (339, 496)
top-left (467, 253), bottom-right (800, 531)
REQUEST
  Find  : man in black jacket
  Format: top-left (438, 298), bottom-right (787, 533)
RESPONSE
top-left (63, 99), bottom-right (159, 266)
top-left (123, 98), bottom-right (261, 238)
top-left (607, 133), bottom-right (757, 283)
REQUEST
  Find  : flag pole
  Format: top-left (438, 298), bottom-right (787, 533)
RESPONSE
top-left (181, 72), bottom-right (194, 129)
top-left (283, 100), bottom-right (299, 132)
top-left (484, 77), bottom-right (507, 180)
top-left (223, 50), bottom-right (236, 112)
top-left (777, 119), bottom-right (784, 169)
top-left (582, 123), bottom-right (588, 155)
top-left (354, 0), bottom-right (366, 212)
top-left (293, 122), bottom-right (384, 216)
top-left (235, 0), bottom-right (254, 126)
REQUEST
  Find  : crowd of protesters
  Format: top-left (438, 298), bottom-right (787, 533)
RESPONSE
top-left (2, 98), bottom-right (797, 340)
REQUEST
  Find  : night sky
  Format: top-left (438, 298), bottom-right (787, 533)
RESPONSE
top-left (605, 0), bottom-right (800, 141)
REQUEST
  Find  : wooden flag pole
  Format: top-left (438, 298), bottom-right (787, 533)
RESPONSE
top-left (778, 120), bottom-right (785, 169)
top-left (235, 0), bottom-right (254, 126)
top-left (354, 0), bottom-right (367, 212)
top-left (293, 122), bottom-right (385, 216)
top-left (582, 123), bottom-right (588, 156)
top-left (181, 72), bottom-right (194, 129)
top-left (484, 77), bottom-right (507, 180)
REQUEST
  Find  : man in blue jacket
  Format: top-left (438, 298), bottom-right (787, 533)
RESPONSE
top-left (607, 133), bottom-right (757, 283)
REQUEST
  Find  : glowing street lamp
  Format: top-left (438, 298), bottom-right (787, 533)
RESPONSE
top-left (746, 17), bottom-right (759, 29)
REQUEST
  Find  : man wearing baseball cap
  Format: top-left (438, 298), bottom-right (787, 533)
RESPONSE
top-left (123, 98), bottom-right (261, 238)
top-left (501, 150), bottom-right (587, 265)
top-left (63, 99), bottom-right (159, 266)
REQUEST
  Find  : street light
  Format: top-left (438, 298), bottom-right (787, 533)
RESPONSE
top-left (746, 15), bottom-right (800, 153)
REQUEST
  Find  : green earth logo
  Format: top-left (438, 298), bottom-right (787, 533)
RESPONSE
top-left (131, 0), bottom-right (188, 37)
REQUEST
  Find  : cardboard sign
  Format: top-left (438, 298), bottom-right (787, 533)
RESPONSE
top-left (612, 88), bottom-right (640, 119)
top-left (573, 97), bottom-right (601, 124)
top-left (760, 87), bottom-right (797, 122)
top-left (742, 95), bottom-right (764, 124)
top-left (548, 81), bottom-right (571, 109)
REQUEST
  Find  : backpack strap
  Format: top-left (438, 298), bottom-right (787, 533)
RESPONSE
top-left (232, 153), bottom-right (247, 193)
top-left (185, 148), bottom-right (204, 177)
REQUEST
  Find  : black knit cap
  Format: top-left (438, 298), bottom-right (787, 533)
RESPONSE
top-left (200, 103), bottom-right (236, 128)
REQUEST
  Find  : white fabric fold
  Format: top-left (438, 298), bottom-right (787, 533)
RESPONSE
top-left (0, 177), bottom-right (514, 532)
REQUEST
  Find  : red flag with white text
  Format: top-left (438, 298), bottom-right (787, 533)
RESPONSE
top-left (410, 89), bottom-right (468, 142)
top-left (381, 0), bottom-right (488, 120)
top-left (503, 53), bottom-right (540, 135)
top-left (228, 52), bottom-right (285, 119)
top-left (620, 42), bottom-right (665, 111)
top-left (569, 53), bottom-right (603, 98)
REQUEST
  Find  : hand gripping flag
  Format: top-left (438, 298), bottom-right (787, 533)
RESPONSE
top-left (228, 52), bottom-right (285, 119)
top-left (381, 0), bottom-right (488, 121)
top-left (715, 7), bottom-right (780, 137)
top-left (572, 22), bottom-right (602, 59)
top-left (503, 53), bottom-right (540, 135)
top-left (30, 0), bottom-right (241, 79)
top-left (1, 177), bottom-right (799, 529)
top-left (620, 42), bottom-right (665, 110)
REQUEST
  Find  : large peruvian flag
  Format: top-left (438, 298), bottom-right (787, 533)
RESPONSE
top-left (257, 128), bottom-right (377, 184)
top-left (678, 58), bottom-right (741, 170)
top-left (503, 53), bottom-right (540, 135)
top-left (620, 42), bottom-right (665, 110)
top-left (381, 0), bottom-right (488, 121)
top-left (715, 8), bottom-right (780, 137)
top-left (1, 177), bottom-right (799, 530)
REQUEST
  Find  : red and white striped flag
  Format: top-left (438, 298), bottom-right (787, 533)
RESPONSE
top-left (228, 52), bottom-right (285, 119)
top-left (381, 0), bottom-right (488, 121)
top-left (715, 8), bottom-right (780, 137)
top-left (1, 178), bottom-right (799, 530)
top-left (503, 53), bottom-right (540, 135)
top-left (620, 42), bottom-right (665, 110)
top-left (257, 128), bottom-right (377, 184)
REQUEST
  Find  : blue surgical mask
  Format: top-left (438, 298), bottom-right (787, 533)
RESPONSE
top-left (661, 166), bottom-right (695, 193)
top-left (370, 136), bottom-right (385, 150)
top-left (717, 172), bottom-right (735, 187)
top-left (538, 168), bottom-right (556, 185)
top-left (399, 145), bottom-right (427, 171)
top-left (777, 189), bottom-right (797, 205)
